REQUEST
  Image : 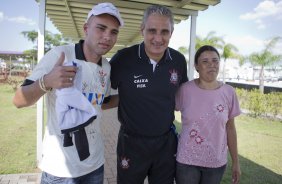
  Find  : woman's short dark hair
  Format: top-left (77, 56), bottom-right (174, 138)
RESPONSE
top-left (194, 45), bottom-right (220, 65)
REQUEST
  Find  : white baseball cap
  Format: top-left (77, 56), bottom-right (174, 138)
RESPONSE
top-left (86, 2), bottom-right (124, 27)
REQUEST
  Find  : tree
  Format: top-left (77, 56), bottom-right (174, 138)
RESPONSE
top-left (195, 31), bottom-right (224, 50)
top-left (178, 46), bottom-right (188, 56)
top-left (248, 37), bottom-right (282, 93)
top-left (23, 49), bottom-right (37, 70)
top-left (44, 32), bottom-right (71, 51)
top-left (21, 31), bottom-right (38, 43)
top-left (21, 30), bottom-right (72, 68)
top-left (177, 31), bottom-right (224, 56)
top-left (221, 43), bottom-right (238, 83)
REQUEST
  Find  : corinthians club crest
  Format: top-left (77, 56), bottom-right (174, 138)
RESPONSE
top-left (169, 69), bottom-right (179, 85)
top-left (120, 156), bottom-right (130, 169)
top-left (98, 70), bottom-right (107, 87)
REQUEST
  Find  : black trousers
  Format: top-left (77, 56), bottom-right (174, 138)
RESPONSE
top-left (117, 127), bottom-right (177, 184)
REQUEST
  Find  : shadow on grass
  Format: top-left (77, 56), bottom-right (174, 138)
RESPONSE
top-left (173, 120), bottom-right (282, 184)
top-left (223, 155), bottom-right (282, 184)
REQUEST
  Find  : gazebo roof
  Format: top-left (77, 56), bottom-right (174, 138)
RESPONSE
top-left (45, 0), bottom-right (220, 57)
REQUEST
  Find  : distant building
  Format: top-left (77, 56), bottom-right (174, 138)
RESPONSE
top-left (0, 51), bottom-right (25, 60)
top-left (219, 58), bottom-right (282, 81)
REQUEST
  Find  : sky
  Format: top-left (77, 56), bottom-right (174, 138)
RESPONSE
top-left (0, 0), bottom-right (282, 57)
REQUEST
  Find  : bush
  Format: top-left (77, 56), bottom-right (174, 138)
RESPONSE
top-left (265, 92), bottom-right (282, 117)
top-left (247, 89), bottom-right (267, 117)
top-left (236, 88), bottom-right (282, 119)
top-left (236, 88), bottom-right (249, 110)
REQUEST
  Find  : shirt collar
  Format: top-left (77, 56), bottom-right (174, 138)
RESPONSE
top-left (75, 40), bottom-right (102, 66)
top-left (138, 42), bottom-right (173, 63)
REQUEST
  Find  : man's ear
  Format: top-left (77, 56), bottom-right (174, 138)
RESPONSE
top-left (140, 25), bottom-right (144, 37)
top-left (140, 30), bottom-right (144, 37)
top-left (83, 23), bottom-right (88, 35)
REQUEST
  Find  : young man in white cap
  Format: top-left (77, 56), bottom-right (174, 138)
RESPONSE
top-left (13, 2), bottom-right (123, 184)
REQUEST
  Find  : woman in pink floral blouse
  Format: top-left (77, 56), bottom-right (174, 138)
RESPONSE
top-left (175, 45), bottom-right (241, 184)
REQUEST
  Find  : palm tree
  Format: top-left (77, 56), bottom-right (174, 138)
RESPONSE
top-left (21, 30), bottom-right (72, 67)
top-left (248, 37), bottom-right (282, 93)
top-left (177, 31), bottom-right (224, 54)
top-left (196, 31), bottom-right (224, 50)
top-left (221, 43), bottom-right (239, 83)
top-left (178, 46), bottom-right (188, 56)
top-left (21, 30), bottom-right (72, 53)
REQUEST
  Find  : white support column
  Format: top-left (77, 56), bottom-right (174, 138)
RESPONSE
top-left (9, 56), bottom-right (12, 77)
top-left (37, 0), bottom-right (46, 165)
top-left (188, 15), bottom-right (197, 80)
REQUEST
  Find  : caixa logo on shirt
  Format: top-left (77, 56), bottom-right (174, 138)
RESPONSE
top-left (133, 74), bottom-right (148, 88)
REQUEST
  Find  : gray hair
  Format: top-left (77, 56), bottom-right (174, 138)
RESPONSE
top-left (141, 5), bottom-right (174, 30)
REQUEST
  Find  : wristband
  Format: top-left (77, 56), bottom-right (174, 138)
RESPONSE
top-left (39, 75), bottom-right (52, 92)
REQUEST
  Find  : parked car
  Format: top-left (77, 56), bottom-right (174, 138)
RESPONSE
top-left (278, 76), bottom-right (282, 81)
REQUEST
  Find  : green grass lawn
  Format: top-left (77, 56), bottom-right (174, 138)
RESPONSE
top-left (1, 83), bottom-right (282, 183)
top-left (0, 84), bottom-right (37, 174)
top-left (174, 112), bottom-right (282, 184)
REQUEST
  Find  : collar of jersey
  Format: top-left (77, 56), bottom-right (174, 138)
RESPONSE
top-left (75, 40), bottom-right (102, 66)
top-left (138, 42), bottom-right (173, 63)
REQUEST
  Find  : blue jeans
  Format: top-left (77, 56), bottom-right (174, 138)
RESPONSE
top-left (40, 165), bottom-right (104, 184)
top-left (176, 162), bottom-right (226, 184)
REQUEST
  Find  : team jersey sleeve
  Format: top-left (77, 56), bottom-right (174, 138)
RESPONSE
top-left (27, 47), bottom-right (63, 82)
top-left (109, 51), bottom-right (122, 90)
top-left (180, 55), bottom-right (188, 84)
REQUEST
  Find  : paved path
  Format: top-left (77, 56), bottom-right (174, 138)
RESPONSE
top-left (0, 108), bottom-right (120, 184)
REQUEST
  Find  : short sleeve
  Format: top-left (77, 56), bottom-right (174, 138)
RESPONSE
top-left (27, 47), bottom-right (62, 81)
top-left (109, 51), bottom-right (122, 90)
top-left (175, 84), bottom-right (184, 111)
top-left (228, 88), bottom-right (241, 119)
top-left (104, 68), bottom-right (111, 98)
top-left (180, 56), bottom-right (188, 84)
